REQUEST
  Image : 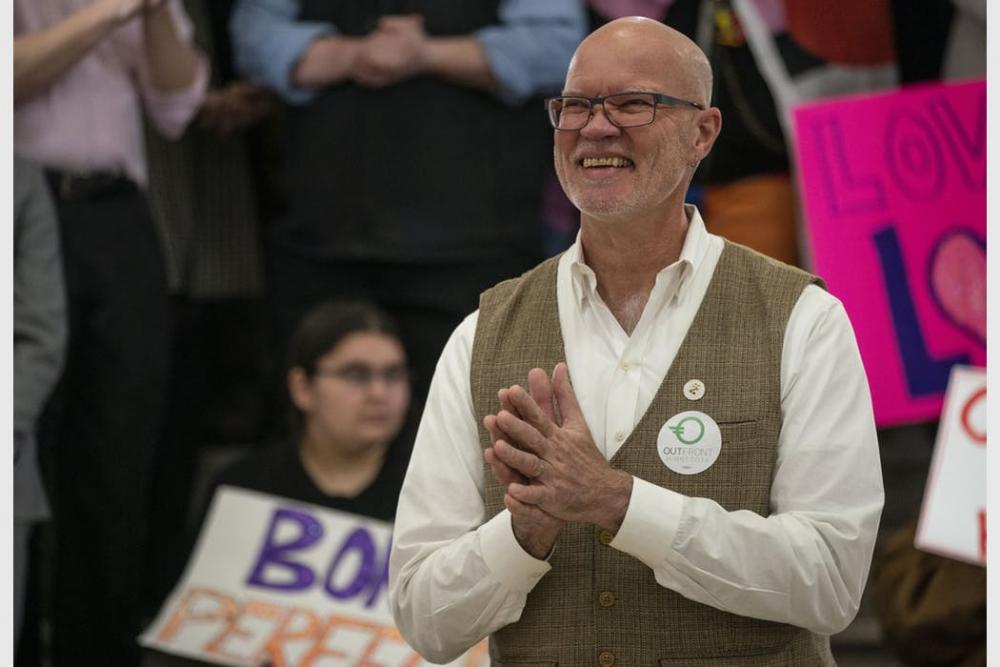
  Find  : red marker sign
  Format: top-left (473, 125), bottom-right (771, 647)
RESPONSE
top-left (915, 365), bottom-right (986, 566)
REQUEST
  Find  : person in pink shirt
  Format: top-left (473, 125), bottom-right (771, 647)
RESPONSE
top-left (14, 2), bottom-right (206, 665)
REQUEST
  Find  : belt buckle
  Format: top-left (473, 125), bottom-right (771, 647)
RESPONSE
top-left (58, 172), bottom-right (120, 200)
top-left (59, 172), bottom-right (97, 201)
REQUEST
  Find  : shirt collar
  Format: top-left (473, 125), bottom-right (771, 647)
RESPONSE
top-left (568, 204), bottom-right (710, 308)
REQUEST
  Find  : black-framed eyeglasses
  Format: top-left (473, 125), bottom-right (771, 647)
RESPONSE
top-left (314, 363), bottom-right (410, 389)
top-left (545, 92), bottom-right (704, 131)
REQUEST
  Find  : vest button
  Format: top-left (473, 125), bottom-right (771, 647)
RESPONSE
top-left (598, 530), bottom-right (614, 545)
top-left (598, 650), bottom-right (615, 667)
top-left (598, 591), bottom-right (616, 607)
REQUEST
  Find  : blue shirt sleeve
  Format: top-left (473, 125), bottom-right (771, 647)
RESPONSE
top-left (476, 0), bottom-right (587, 106)
top-left (229, 0), bottom-right (335, 105)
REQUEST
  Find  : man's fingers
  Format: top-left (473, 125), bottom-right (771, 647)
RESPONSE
top-left (527, 368), bottom-right (555, 422)
top-left (496, 410), bottom-right (548, 456)
top-left (485, 447), bottom-right (525, 486)
top-left (507, 385), bottom-right (556, 437)
top-left (553, 362), bottom-right (584, 427)
top-left (483, 414), bottom-right (504, 446)
top-left (504, 493), bottom-right (552, 517)
top-left (507, 482), bottom-right (546, 506)
top-left (498, 387), bottom-right (521, 418)
top-left (493, 440), bottom-right (543, 479)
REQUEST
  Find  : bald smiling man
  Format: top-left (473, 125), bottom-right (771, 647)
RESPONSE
top-left (389, 18), bottom-right (883, 666)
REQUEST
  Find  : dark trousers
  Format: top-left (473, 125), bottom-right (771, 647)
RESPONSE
top-left (42, 185), bottom-right (171, 667)
top-left (267, 248), bottom-right (537, 421)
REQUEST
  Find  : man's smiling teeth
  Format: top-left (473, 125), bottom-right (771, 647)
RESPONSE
top-left (582, 157), bottom-right (633, 168)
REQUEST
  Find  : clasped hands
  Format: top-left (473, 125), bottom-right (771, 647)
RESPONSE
top-left (100, 0), bottom-right (166, 24)
top-left (352, 15), bottom-right (429, 89)
top-left (483, 363), bottom-right (633, 560)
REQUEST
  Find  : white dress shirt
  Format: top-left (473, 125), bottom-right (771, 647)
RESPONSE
top-left (389, 207), bottom-right (885, 664)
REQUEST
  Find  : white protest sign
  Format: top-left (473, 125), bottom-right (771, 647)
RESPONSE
top-left (140, 486), bottom-right (489, 666)
top-left (915, 365), bottom-right (986, 566)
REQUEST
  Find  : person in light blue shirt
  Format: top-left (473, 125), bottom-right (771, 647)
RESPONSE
top-left (231, 0), bottom-right (585, 105)
top-left (228, 0), bottom-right (586, 421)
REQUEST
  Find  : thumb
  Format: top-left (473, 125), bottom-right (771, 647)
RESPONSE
top-left (552, 362), bottom-right (583, 427)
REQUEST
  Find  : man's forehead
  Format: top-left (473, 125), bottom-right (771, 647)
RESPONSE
top-left (562, 52), bottom-right (676, 96)
top-left (563, 19), bottom-right (706, 98)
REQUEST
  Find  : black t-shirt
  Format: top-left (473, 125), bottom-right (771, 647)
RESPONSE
top-left (146, 442), bottom-right (410, 666)
top-left (208, 440), bottom-right (408, 523)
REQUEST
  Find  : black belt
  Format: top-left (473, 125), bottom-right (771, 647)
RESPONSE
top-left (44, 169), bottom-right (138, 202)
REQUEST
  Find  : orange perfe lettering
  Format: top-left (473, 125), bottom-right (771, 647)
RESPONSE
top-left (299, 614), bottom-right (380, 667)
top-left (262, 607), bottom-right (323, 667)
top-left (158, 587), bottom-right (238, 642)
top-left (351, 625), bottom-right (426, 667)
top-left (204, 598), bottom-right (284, 662)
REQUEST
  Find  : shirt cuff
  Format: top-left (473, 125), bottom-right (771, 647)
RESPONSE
top-left (474, 26), bottom-right (533, 106)
top-left (269, 22), bottom-right (337, 105)
top-left (478, 509), bottom-right (551, 592)
top-left (610, 476), bottom-right (684, 569)
top-left (143, 53), bottom-right (210, 139)
top-left (231, 18), bottom-right (337, 106)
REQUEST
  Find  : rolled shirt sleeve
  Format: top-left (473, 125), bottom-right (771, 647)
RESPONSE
top-left (137, 0), bottom-right (210, 139)
top-left (230, 0), bottom-right (336, 105)
top-left (476, 0), bottom-right (587, 105)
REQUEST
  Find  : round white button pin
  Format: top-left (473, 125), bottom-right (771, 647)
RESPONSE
top-left (683, 379), bottom-right (705, 400)
top-left (657, 411), bottom-right (722, 475)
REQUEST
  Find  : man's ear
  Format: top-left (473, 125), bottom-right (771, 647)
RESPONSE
top-left (692, 107), bottom-right (722, 164)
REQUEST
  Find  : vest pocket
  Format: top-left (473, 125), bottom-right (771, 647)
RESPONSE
top-left (717, 419), bottom-right (759, 444)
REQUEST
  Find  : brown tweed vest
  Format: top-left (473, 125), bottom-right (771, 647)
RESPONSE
top-left (470, 241), bottom-right (835, 666)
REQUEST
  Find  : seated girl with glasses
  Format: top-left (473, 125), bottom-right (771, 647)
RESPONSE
top-left (144, 301), bottom-right (413, 666)
top-left (207, 299), bottom-right (413, 522)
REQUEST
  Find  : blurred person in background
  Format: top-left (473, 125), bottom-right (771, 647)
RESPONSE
top-left (14, 1), bottom-right (207, 664)
top-left (872, 523), bottom-right (986, 666)
top-left (229, 0), bottom-right (586, 418)
top-left (145, 300), bottom-right (412, 666)
top-left (13, 157), bottom-right (67, 654)
top-left (206, 300), bottom-right (412, 521)
top-left (141, 0), bottom-right (279, 620)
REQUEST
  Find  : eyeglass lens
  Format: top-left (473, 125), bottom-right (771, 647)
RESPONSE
top-left (550, 93), bottom-right (659, 130)
top-left (318, 364), bottom-right (409, 388)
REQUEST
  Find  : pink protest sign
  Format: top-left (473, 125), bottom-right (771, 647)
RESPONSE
top-left (792, 80), bottom-right (985, 427)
